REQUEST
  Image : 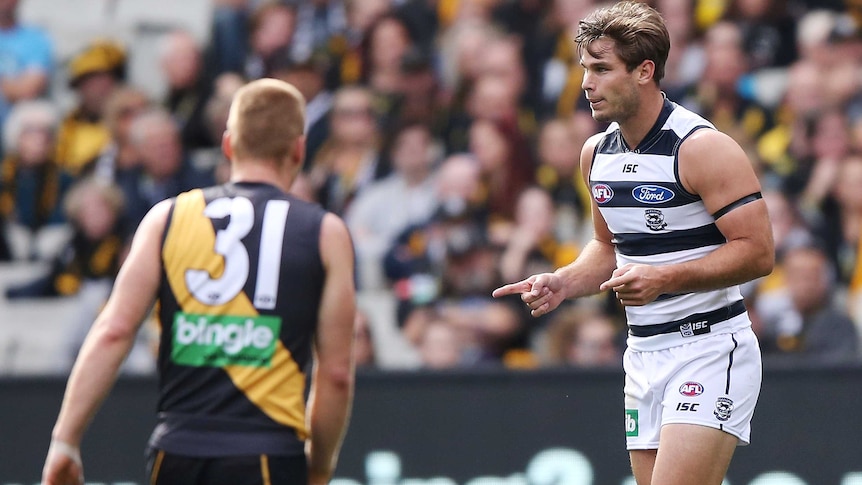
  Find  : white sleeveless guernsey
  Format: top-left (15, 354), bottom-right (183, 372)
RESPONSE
top-left (589, 97), bottom-right (751, 352)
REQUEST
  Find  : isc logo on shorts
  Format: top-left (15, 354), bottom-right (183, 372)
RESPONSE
top-left (625, 409), bottom-right (638, 437)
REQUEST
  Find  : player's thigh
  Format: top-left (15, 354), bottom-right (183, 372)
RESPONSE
top-left (629, 449), bottom-right (657, 485)
top-left (652, 423), bottom-right (738, 485)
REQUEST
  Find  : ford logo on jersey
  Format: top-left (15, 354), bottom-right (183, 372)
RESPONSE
top-left (632, 185), bottom-right (675, 204)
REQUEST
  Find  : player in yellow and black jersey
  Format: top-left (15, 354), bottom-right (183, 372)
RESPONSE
top-left (42, 79), bottom-right (357, 485)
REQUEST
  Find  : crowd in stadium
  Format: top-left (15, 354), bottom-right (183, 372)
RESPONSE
top-left (1, 0), bottom-right (861, 372)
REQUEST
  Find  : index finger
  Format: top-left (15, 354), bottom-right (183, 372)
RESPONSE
top-left (492, 280), bottom-right (532, 298)
top-left (600, 272), bottom-right (635, 291)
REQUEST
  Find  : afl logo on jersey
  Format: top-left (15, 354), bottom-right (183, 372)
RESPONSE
top-left (679, 382), bottom-right (704, 397)
top-left (633, 185), bottom-right (675, 204)
top-left (593, 184), bottom-right (614, 204)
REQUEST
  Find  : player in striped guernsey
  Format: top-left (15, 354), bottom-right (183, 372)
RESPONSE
top-left (494, 2), bottom-right (774, 485)
top-left (42, 79), bottom-right (357, 485)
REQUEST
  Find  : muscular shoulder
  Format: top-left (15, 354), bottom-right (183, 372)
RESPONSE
top-left (677, 128), bottom-right (756, 195)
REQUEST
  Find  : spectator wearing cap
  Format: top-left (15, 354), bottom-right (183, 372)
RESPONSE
top-left (55, 39), bottom-right (126, 176)
top-left (0, 0), bottom-right (54, 138)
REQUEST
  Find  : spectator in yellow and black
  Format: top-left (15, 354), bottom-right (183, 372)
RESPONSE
top-left (327, 0), bottom-right (392, 86)
top-left (159, 29), bottom-right (215, 152)
top-left (534, 114), bottom-right (597, 244)
top-left (5, 176), bottom-right (124, 298)
top-left (515, 0), bottom-right (594, 120)
top-left (55, 39), bottom-right (126, 176)
top-left (675, 21), bottom-right (773, 156)
top-left (0, 100), bottom-right (71, 261)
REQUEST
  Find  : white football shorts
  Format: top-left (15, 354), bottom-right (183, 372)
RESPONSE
top-left (623, 327), bottom-right (762, 449)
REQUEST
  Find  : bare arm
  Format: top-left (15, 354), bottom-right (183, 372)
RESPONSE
top-left (42, 200), bottom-right (170, 485)
top-left (306, 212), bottom-right (357, 485)
top-left (2, 70), bottom-right (48, 101)
top-left (602, 129), bottom-right (774, 304)
top-left (493, 133), bottom-right (617, 316)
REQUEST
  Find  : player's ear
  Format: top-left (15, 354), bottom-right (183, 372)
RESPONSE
top-left (292, 135), bottom-right (306, 168)
top-left (221, 131), bottom-right (233, 159)
top-left (637, 60), bottom-right (655, 85)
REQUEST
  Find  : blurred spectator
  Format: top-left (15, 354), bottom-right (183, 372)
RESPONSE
top-left (534, 114), bottom-right (596, 242)
top-left (468, 117), bottom-right (534, 222)
top-left (498, 186), bottom-right (578, 285)
top-left (754, 243), bottom-right (860, 366)
top-left (384, 153), bottom-right (486, 324)
top-left (206, 0), bottom-right (250, 76)
top-left (196, 72), bottom-right (246, 183)
top-left (89, 85), bottom-right (150, 183)
top-left (332, 0), bottom-right (393, 85)
top-left (657, 0), bottom-right (705, 95)
top-left (361, 13), bottom-right (416, 96)
top-left (725, 0), bottom-right (798, 70)
top-left (416, 318), bottom-right (464, 369)
top-left (309, 84), bottom-right (384, 214)
top-left (244, 1), bottom-right (296, 80)
top-left (816, 154), bottom-right (862, 283)
top-left (757, 59), bottom-right (827, 188)
top-left (345, 122), bottom-right (439, 290)
top-left (540, 304), bottom-right (624, 368)
top-left (396, 46), bottom-right (443, 132)
top-left (521, 0), bottom-right (593, 119)
top-left (160, 29), bottom-right (213, 151)
top-left (0, 0), bottom-right (53, 135)
top-left (291, 0), bottom-right (347, 63)
top-left (677, 21), bottom-right (772, 155)
top-left (0, 100), bottom-right (71, 261)
top-left (354, 308), bottom-right (378, 369)
top-left (435, 296), bottom-right (522, 367)
top-left (5, 176), bottom-right (124, 298)
top-left (55, 39), bottom-right (126, 176)
top-left (270, 52), bottom-right (333, 168)
top-left (119, 108), bottom-right (214, 231)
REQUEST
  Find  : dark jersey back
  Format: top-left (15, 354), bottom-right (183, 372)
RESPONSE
top-left (152, 181), bottom-right (326, 457)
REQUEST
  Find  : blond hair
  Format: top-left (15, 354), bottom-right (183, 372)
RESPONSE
top-left (227, 78), bottom-right (306, 162)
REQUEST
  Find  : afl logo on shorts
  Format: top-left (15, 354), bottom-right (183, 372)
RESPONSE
top-left (679, 382), bottom-right (704, 397)
top-left (593, 184), bottom-right (614, 204)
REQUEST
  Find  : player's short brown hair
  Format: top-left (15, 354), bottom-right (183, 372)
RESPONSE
top-left (227, 78), bottom-right (306, 162)
top-left (575, 1), bottom-right (670, 84)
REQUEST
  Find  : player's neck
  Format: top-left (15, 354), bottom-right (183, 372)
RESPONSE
top-left (230, 158), bottom-right (296, 193)
top-left (618, 90), bottom-right (665, 150)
